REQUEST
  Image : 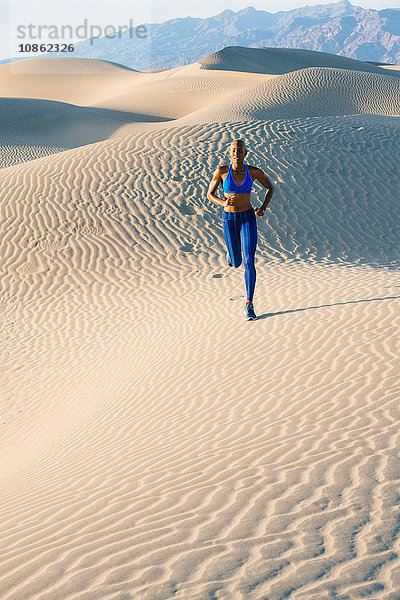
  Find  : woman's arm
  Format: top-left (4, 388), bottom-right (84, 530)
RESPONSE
top-left (255, 168), bottom-right (275, 213)
top-left (207, 167), bottom-right (226, 207)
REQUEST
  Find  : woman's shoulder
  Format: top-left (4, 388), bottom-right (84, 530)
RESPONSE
top-left (247, 164), bottom-right (264, 177)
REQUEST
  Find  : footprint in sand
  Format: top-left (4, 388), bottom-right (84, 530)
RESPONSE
top-left (230, 294), bottom-right (245, 301)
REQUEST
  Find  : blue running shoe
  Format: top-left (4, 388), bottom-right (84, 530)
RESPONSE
top-left (243, 302), bottom-right (257, 321)
top-left (226, 251), bottom-right (233, 267)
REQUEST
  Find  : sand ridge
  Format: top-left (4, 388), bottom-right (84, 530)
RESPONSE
top-left (198, 45), bottom-right (400, 77)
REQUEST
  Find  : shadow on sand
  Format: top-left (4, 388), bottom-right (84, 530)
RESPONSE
top-left (0, 97), bottom-right (171, 151)
top-left (256, 294), bottom-right (400, 320)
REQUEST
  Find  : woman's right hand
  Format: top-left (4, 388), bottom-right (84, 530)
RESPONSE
top-left (223, 194), bottom-right (236, 207)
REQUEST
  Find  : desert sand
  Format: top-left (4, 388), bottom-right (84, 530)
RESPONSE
top-left (0, 47), bottom-right (400, 600)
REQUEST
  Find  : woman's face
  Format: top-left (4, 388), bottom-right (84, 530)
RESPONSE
top-left (229, 143), bottom-right (247, 163)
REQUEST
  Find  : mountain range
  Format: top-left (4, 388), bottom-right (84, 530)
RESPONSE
top-left (3, 0), bottom-right (400, 70)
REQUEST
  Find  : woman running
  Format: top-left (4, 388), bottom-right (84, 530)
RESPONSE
top-left (207, 139), bottom-right (274, 320)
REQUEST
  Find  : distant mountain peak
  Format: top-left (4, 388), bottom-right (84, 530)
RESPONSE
top-left (216, 8), bottom-right (235, 17)
top-left (236, 6), bottom-right (258, 15)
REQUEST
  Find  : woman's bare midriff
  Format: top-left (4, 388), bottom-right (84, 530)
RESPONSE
top-left (223, 192), bottom-right (253, 213)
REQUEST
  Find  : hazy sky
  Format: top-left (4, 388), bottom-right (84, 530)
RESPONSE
top-left (1, 0), bottom-right (399, 60)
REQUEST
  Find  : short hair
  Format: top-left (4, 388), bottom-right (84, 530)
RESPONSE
top-left (230, 139), bottom-right (246, 148)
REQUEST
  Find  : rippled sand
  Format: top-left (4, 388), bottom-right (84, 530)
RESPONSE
top-left (1, 48), bottom-right (400, 600)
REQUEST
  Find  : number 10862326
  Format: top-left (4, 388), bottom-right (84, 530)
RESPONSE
top-left (18, 43), bottom-right (74, 53)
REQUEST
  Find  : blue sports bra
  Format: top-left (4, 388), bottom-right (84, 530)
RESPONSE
top-left (222, 163), bottom-right (253, 194)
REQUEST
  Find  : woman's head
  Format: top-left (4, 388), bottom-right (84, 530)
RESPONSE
top-left (229, 139), bottom-right (247, 163)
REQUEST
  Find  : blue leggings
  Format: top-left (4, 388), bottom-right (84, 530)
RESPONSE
top-left (223, 208), bottom-right (258, 302)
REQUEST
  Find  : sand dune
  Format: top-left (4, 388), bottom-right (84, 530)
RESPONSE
top-left (0, 58), bottom-right (269, 166)
top-left (181, 66), bottom-right (400, 123)
top-left (90, 63), bottom-right (270, 118)
top-left (1, 52), bottom-right (400, 170)
top-left (381, 64), bottom-right (400, 72)
top-left (1, 47), bottom-right (400, 600)
top-left (199, 45), bottom-right (400, 77)
top-left (0, 58), bottom-right (269, 117)
top-left (0, 57), bottom-right (142, 105)
top-left (0, 97), bottom-right (168, 168)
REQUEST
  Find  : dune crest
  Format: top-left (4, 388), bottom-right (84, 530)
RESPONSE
top-left (198, 45), bottom-right (400, 77)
